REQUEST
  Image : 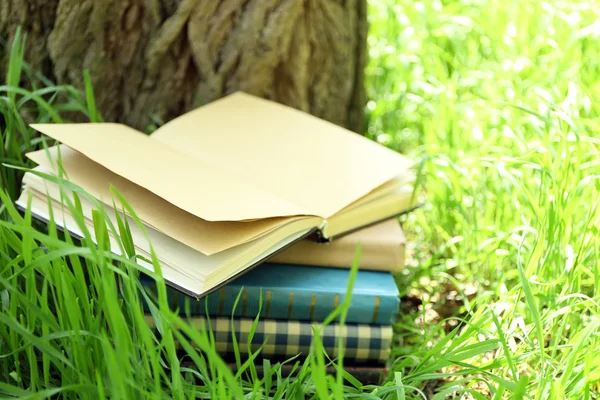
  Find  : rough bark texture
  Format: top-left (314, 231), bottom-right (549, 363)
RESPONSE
top-left (0, 0), bottom-right (367, 133)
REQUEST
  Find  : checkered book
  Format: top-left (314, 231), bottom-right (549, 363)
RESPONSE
top-left (145, 315), bottom-right (393, 364)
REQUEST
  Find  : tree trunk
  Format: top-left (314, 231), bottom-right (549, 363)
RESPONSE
top-left (0, 0), bottom-right (367, 133)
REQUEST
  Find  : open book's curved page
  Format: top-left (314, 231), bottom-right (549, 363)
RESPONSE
top-left (30, 123), bottom-right (313, 221)
top-left (26, 146), bottom-right (319, 255)
top-left (151, 92), bottom-right (414, 218)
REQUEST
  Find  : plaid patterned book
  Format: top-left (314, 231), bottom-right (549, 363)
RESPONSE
top-left (145, 315), bottom-right (393, 364)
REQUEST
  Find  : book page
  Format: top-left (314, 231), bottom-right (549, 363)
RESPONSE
top-left (29, 123), bottom-right (313, 222)
top-left (18, 187), bottom-right (316, 297)
top-left (18, 190), bottom-right (204, 293)
top-left (151, 92), bottom-right (414, 218)
top-left (25, 146), bottom-right (321, 255)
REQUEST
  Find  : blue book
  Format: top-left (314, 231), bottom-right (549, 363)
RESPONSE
top-left (140, 263), bottom-right (400, 325)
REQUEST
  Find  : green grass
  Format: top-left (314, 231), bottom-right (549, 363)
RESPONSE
top-left (367, 0), bottom-right (600, 398)
top-left (2, 0), bottom-right (600, 398)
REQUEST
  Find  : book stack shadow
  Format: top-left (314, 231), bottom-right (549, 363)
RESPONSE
top-left (141, 219), bottom-right (405, 384)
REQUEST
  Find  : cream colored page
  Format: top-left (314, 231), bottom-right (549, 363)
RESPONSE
top-left (16, 190), bottom-right (203, 294)
top-left (150, 92), bottom-right (414, 218)
top-left (323, 187), bottom-right (415, 238)
top-left (24, 184), bottom-right (291, 283)
top-left (22, 189), bottom-right (205, 282)
top-left (30, 123), bottom-right (312, 221)
top-left (20, 184), bottom-right (316, 296)
top-left (336, 173), bottom-right (415, 214)
top-left (26, 146), bottom-right (314, 255)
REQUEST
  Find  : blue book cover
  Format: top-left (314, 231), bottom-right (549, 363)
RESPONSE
top-left (140, 263), bottom-right (400, 325)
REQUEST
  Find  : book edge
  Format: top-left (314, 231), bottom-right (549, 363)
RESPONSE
top-left (313, 203), bottom-right (423, 243)
top-left (15, 202), bottom-right (318, 300)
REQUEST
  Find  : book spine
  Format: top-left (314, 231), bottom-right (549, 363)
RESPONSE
top-left (145, 315), bottom-right (393, 365)
top-left (140, 280), bottom-right (399, 325)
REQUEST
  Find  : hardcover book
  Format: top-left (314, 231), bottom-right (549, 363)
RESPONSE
top-left (146, 314), bottom-right (393, 365)
top-left (16, 92), bottom-right (416, 298)
top-left (140, 262), bottom-right (400, 325)
top-left (269, 218), bottom-right (406, 272)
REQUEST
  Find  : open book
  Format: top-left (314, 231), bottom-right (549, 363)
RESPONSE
top-left (16, 92), bottom-right (417, 298)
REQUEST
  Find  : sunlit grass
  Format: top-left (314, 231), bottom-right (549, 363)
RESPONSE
top-left (2, 0), bottom-right (600, 398)
top-left (367, 0), bottom-right (600, 398)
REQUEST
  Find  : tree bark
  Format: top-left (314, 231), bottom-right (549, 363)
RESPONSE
top-left (0, 0), bottom-right (367, 133)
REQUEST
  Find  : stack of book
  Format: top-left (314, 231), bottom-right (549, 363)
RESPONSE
top-left (140, 218), bottom-right (405, 379)
top-left (16, 92), bottom-right (417, 382)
